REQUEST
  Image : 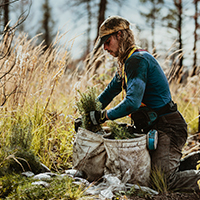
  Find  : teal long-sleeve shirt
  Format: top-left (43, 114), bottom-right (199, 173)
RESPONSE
top-left (98, 51), bottom-right (172, 120)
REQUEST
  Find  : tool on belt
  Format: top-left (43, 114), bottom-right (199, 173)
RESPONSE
top-left (130, 101), bottom-right (177, 133)
top-left (131, 101), bottom-right (177, 150)
top-left (147, 129), bottom-right (158, 150)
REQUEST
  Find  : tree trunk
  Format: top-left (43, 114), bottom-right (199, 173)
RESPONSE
top-left (151, 2), bottom-right (156, 54)
top-left (178, 0), bottom-right (183, 67)
top-left (4, 0), bottom-right (9, 31)
top-left (43, 0), bottom-right (50, 49)
top-left (95, 0), bottom-right (107, 42)
top-left (86, 0), bottom-right (92, 55)
top-left (173, 0), bottom-right (183, 83)
top-left (19, 0), bottom-right (25, 32)
top-left (191, 0), bottom-right (199, 77)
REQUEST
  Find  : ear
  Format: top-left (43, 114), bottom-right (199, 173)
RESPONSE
top-left (117, 31), bottom-right (122, 39)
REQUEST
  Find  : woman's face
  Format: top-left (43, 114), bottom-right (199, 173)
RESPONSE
top-left (103, 34), bottom-right (120, 57)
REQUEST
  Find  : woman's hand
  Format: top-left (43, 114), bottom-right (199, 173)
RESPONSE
top-left (89, 110), bottom-right (108, 125)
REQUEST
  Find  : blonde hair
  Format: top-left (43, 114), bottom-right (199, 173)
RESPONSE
top-left (118, 29), bottom-right (135, 63)
top-left (115, 29), bottom-right (135, 74)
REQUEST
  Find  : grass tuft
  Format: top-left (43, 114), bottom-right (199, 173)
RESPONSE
top-left (149, 167), bottom-right (168, 194)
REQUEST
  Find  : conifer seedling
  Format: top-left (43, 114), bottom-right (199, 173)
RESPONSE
top-left (76, 87), bottom-right (103, 133)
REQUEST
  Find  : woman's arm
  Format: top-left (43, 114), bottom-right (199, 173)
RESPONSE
top-left (98, 72), bottom-right (122, 109)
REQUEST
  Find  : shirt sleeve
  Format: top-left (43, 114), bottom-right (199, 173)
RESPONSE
top-left (97, 72), bottom-right (122, 109)
top-left (107, 55), bottom-right (148, 120)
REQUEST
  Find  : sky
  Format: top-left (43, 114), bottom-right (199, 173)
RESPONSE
top-left (10, 0), bottom-right (150, 58)
top-left (49, 0), bottom-right (146, 59)
top-left (9, 0), bottom-right (198, 67)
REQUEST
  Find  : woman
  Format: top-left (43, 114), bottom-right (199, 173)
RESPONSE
top-left (87, 15), bottom-right (200, 192)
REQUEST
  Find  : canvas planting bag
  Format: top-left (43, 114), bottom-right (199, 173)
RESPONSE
top-left (103, 134), bottom-right (151, 186)
top-left (72, 127), bottom-right (106, 182)
top-left (73, 127), bottom-right (151, 185)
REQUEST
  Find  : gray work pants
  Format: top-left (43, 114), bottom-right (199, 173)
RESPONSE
top-left (150, 111), bottom-right (200, 192)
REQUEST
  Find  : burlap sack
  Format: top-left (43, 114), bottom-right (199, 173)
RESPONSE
top-left (103, 134), bottom-right (151, 186)
top-left (72, 127), bottom-right (106, 182)
top-left (73, 127), bottom-right (151, 186)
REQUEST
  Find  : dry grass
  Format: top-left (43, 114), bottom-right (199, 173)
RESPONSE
top-left (0, 30), bottom-right (199, 198)
top-left (0, 30), bottom-right (198, 152)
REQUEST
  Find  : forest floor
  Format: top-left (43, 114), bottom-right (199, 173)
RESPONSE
top-left (126, 192), bottom-right (200, 200)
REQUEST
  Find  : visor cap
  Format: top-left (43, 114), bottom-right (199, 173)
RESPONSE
top-left (99, 15), bottom-right (130, 38)
top-left (95, 16), bottom-right (130, 50)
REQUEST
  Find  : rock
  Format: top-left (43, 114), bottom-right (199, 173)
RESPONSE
top-left (73, 177), bottom-right (90, 186)
top-left (32, 181), bottom-right (50, 188)
top-left (85, 174), bottom-right (158, 198)
top-left (42, 172), bottom-right (58, 177)
top-left (33, 172), bottom-right (58, 181)
top-left (65, 169), bottom-right (86, 178)
top-left (100, 187), bottom-right (114, 199)
top-left (22, 171), bottom-right (35, 177)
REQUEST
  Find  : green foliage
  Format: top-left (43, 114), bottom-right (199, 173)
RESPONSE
top-left (0, 102), bottom-right (75, 177)
top-left (3, 150), bottom-right (42, 175)
top-left (76, 87), bottom-right (102, 133)
top-left (124, 185), bottom-right (152, 199)
top-left (0, 114), bottom-right (42, 176)
top-left (9, 119), bottom-right (33, 150)
top-left (0, 174), bottom-right (84, 199)
top-left (107, 121), bottom-right (136, 140)
top-left (0, 173), bottom-right (28, 198)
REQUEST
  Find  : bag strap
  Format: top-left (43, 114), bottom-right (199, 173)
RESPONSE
top-left (121, 46), bottom-right (147, 99)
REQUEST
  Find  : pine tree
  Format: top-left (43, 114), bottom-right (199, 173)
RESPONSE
top-left (40, 0), bottom-right (55, 50)
top-left (3, 0), bottom-right (9, 31)
top-left (162, 0), bottom-right (185, 83)
top-left (191, 0), bottom-right (200, 76)
top-left (139, 0), bottom-right (164, 54)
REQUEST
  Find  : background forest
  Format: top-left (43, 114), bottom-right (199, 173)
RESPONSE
top-left (0, 0), bottom-right (200, 199)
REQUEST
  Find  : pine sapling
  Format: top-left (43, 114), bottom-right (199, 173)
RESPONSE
top-left (108, 121), bottom-right (136, 139)
top-left (76, 87), bottom-right (102, 133)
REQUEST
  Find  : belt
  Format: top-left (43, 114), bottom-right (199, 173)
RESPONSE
top-left (157, 111), bottom-right (187, 126)
top-left (156, 101), bottom-right (177, 117)
top-left (159, 111), bottom-right (179, 121)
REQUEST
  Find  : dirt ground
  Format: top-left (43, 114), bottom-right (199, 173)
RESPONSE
top-left (125, 192), bottom-right (200, 200)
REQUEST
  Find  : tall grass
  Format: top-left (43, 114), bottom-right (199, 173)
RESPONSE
top-left (0, 30), bottom-right (199, 198)
top-left (0, 32), bottom-right (76, 169)
top-left (170, 75), bottom-right (200, 134)
top-left (0, 31), bottom-right (91, 198)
